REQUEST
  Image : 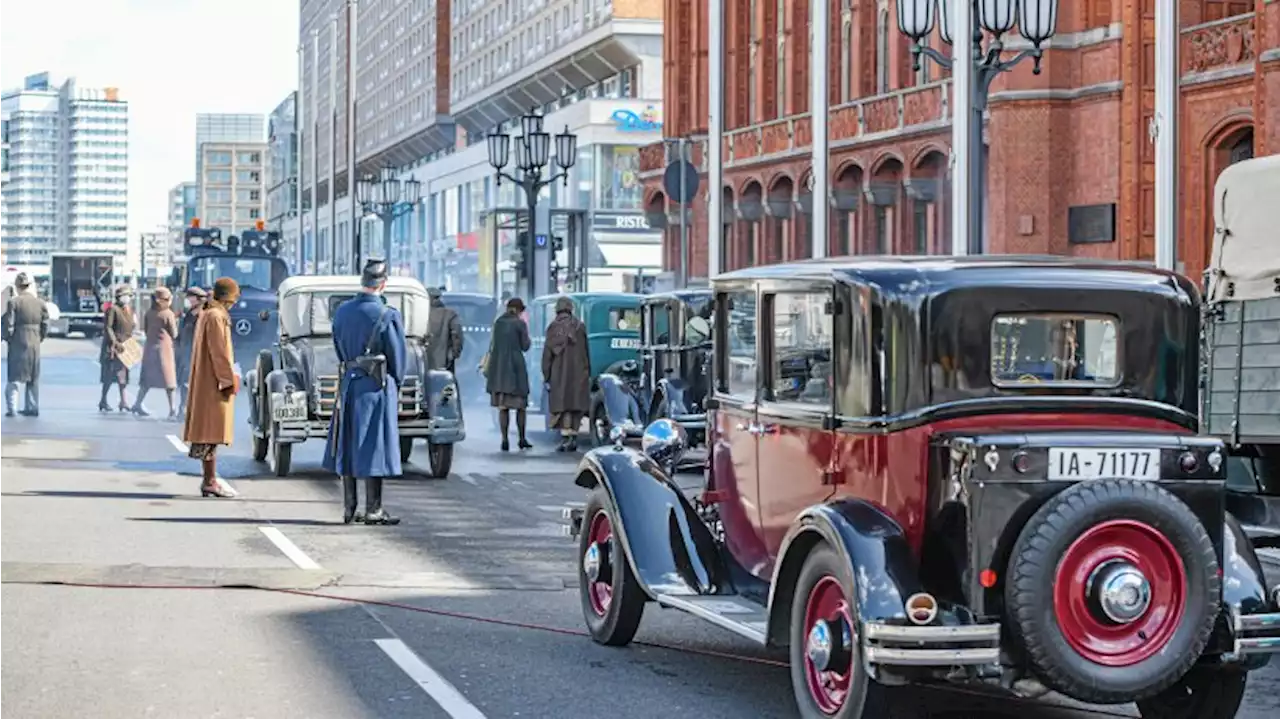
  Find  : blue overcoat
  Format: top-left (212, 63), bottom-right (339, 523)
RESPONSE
top-left (322, 293), bottom-right (407, 478)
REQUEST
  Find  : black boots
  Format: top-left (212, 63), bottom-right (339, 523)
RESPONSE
top-left (342, 476), bottom-right (360, 524)
top-left (362, 478), bottom-right (400, 525)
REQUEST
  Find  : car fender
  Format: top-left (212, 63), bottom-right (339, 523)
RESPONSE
top-left (765, 500), bottom-right (924, 647)
top-left (1222, 512), bottom-right (1276, 669)
top-left (424, 369), bottom-right (462, 424)
top-left (574, 446), bottom-right (725, 598)
top-left (595, 373), bottom-right (642, 426)
top-left (656, 376), bottom-right (690, 414)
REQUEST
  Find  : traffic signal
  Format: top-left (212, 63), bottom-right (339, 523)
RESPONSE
top-left (551, 235), bottom-right (565, 252)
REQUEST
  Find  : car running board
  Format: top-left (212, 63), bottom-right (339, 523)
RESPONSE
top-left (655, 594), bottom-right (769, 645)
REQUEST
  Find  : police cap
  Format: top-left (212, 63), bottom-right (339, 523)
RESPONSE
top-left (361, 259), bottom-right (389, 288)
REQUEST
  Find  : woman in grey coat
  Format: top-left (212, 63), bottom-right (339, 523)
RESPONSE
top-left (133, 286), bottom-right (180, 418)
top-left (485, 296), bottom-right (532, 451)
top-left (98, 286), bottom-right (137, 412)
top-left (3, 273), bottom-right (49, 417)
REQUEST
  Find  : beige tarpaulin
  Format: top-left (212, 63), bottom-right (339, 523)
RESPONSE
top-left (1207, 153), bottom-right (1280, 302)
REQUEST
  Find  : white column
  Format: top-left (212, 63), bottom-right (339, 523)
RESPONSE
top-left (329, 14), bottom-right (339, 272)
top-left (810, 0), bottom-right (829, 258)
top-left (348, 0), bottom-right (360, 268)
top-left (295, 43), bottom-right (305, 272)
top-left (707, 0), bottom-right (725, 277)
top-left (949, 0), bottom-right (974, 256)
top-left (1153, 0), bottom-right (1179, 271)
top-left (311, 28), bottom-right (320, 273)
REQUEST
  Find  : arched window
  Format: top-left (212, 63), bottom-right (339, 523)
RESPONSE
top-left (1229, 129), bottom-right (1254, 165)
top-left (876, 7), bottom-right (890, 94)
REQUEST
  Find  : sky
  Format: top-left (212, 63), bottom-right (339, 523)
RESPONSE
top-left (1, 0), bottom-right (299, 235)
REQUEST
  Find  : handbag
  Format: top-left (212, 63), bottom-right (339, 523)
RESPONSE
top-left (116, 336), bottom-right (143, 368)
top-left (344, 307), bottom-right (391, 389)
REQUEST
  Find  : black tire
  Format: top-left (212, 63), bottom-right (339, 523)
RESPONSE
top-left (251, 432), bottom-right (268, 462)
top-left (427, 442), bottom-right (453, 479)
top-left (400, 437), bottom-right (414, 464)
top-left (268, 424), bottom-right (292, 477)
top-left (577, 490), bottom-right (645, 646)
top-left (789, 544), bottom-right (889, 719)
top-left (251, 349), bottom-right (273, 462)
top-left (1135, 667), bottom-right (1248, 719)
top-left (1005, 479), bottom-right (1220, 704)
top-left (590, 400), bottom-right (609, 446)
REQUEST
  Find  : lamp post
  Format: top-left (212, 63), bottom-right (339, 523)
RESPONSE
top-left (485, 108), bottom-right (577, 301)
top-left (896, 0), bottom-right (1060, 255)
top-left (355, 167), bottom-right (422, 271)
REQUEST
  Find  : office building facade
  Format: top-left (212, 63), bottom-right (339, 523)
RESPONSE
top-left (167, 181), bottom-right (197, 264)
top-left (266, 93), bottom-right (299, 236)
top-left (295, 0), bottom-right (665, 289)
top-left (1, 72), bottom-right (129, 271)
top-left (197, 142), bottom-right (268, 236)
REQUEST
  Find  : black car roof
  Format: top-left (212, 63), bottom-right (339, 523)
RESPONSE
top-left (713, 255), bottom-right (1196, 298)
top-left (642, 289), bottom-right (714, 304)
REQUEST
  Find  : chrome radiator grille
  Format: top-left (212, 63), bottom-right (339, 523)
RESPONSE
top-left (314, 375), bottom-right (423, 419)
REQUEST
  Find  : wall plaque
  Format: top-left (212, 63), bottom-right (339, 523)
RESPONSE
top-left (1068, 204), bottom-right (1117, 244)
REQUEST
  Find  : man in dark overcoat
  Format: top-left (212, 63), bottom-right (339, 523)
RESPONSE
top-left (3, 273), bottom-right (49, 417)
top-left (424, 287), bottom-right (462, 372)
top-left (542, 296), bottom-right (590, 452)
top-left (323, 260), bottom-right (407, 525)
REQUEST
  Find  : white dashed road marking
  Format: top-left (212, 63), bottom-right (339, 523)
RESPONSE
top-left (165, 434), bottom-right (188, 453)
top-left (258, 527), bottom-right (322, 570)
top-left (374, 638), bottom-right (487, 718)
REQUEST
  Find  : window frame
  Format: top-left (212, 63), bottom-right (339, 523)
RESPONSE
top-left (714, 283), bottom-right (761, 402)
top-left (989, 312), bottom-right (1124, 390)
top-left (759, 282), bottom-right (837, 410)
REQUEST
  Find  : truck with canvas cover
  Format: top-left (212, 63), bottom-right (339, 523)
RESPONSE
top-left (1201, 153), bottom-right (1280, 541)
top-left (48, 252), bottom-right (114, 337)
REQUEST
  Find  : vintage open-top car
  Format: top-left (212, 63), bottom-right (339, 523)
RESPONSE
top-left (568, 256), bottom-right (1280, 718)
top-left (244, 275), bottom-right (464, 478)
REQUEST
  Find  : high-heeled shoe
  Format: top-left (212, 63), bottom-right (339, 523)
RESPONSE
top-left (518, 439), bottom-right (533, 450)
top-left (117, 402), bottom-right (129, 413)
top-left (167, 409), bottom-right (178, 420)
top-left (500, 438), bottom-right (510, 452)
top-left (98, 400), bottom-right (111, 413)
top-left (200, 479), bottom-right (239, 498)
top-left (132, 405), bottom-right (150, 417)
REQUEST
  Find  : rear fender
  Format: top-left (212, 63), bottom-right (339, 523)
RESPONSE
top-left (1221, 512), bottom-right (1277, 669)
top-left (574, 446), bottom-right (726, 598)
top-left (596, 374), bottom-right (642, 426)
top-left (766, 500), bottom-right (924, 647)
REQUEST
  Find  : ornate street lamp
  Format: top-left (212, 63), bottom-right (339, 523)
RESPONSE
top-left (486, 107), bottom-right (577, 300)
top-left (897, 0), bottom-right (1060, 253)
top-left (356, 166), bottom-right (422, 272)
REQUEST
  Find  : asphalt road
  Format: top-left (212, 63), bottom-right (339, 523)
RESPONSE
top-left (3, 338), bottom-right (1279, 718)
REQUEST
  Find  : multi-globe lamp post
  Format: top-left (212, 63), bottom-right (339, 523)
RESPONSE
top-left (486, 109), bottom-right (578, 301)
top-left (896, 0), bottom-right (1060, 254)
top-left (355, 167), bottom-right (422, 272)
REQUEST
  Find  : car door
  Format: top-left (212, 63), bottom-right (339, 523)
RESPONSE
top-left (755, 283), bottom-right (837, 575)
top-left (710, 284), bottom-right (770, 577)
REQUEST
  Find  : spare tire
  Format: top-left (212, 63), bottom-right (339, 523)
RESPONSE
top-left (1005, 479), bottom-right (1220, 704)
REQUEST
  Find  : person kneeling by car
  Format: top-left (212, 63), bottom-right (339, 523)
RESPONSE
top-left (323, 259), bottom-right (406, 525)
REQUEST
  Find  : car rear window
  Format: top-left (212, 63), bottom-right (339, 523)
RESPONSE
top-left (609, 307), bottom-right (641, 332)
top-left (990, 314), bottom-right (1120, 386)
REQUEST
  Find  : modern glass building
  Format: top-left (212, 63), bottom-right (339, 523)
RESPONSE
top-left (1, 72), bottom-right (129, 270)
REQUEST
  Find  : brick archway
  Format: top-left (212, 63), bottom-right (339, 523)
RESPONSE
top-left (1192, 122), bottom-right (1256, 276)
top-left (907, 150), bottom-right (949, 255)
top-left (765, 174), bottom-right (795, 263)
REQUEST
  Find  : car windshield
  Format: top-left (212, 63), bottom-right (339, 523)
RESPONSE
top-left (448, 300), bottom-right (498, 328)
top-left (190, 256), bottom-right (287, 293)
top-left (990, 314), bottom-right (1120, 386)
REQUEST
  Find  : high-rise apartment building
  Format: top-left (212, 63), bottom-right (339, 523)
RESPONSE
top-left (198, 143), bottom-right (268, 236)
top-left (194, 113), bottom-right (265, 224)
top-left (1, 72), bottom-right (129, 269)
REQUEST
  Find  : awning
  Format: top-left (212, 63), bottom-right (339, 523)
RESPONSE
top-left (593, 241), bottom-right (662, 270)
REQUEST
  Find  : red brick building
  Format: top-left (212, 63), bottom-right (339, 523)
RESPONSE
top-left (640, 1), bottom-right (1279, 281)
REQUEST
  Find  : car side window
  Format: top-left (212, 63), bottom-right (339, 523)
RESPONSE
top-left (767, 292), bottom-right (833, 405)
top-left (723, 290), bottom-right (757, 399)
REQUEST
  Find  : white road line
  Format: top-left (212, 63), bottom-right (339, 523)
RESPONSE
top-left (165, 434), bottom-right (188, 453)
top-left (258, 527), bottom-right (322, 570)
top-left (459, 475), bottom-right (478, 486)
top-left (374, 638), bottom-right (487, 718)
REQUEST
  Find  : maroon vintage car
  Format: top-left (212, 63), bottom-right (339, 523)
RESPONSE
top-left (568, 256), bottom-right (1280, 718)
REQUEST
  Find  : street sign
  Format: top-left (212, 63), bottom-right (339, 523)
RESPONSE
top-left (663, 160), bottom-right (700, 203)
top-left (535, 234), bottom-right (548, 249)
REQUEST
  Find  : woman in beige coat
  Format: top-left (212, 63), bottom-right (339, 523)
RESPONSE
top-left (181, 278), bottom-right (241, 498)
top-left (133, 286), bottom-right (179, 418)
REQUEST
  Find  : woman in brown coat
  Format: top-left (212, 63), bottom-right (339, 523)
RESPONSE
top-left (182, 278), bottom-right (241, 498)
top-left (542, 296), bottom-right (591, 452)
top-left (133, 286), bottom-right (180, 418)
top-left (98, 285), bottom-right (137, 412)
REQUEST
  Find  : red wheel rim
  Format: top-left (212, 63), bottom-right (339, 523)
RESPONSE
top-left (585, 511), bottom-right (614, 617)
top-left (1052, 519), bottom-right (1187, 667)
top-left (802, 576), bottom-right (854, 715)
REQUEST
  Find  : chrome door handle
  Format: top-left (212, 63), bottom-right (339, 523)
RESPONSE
top-left (751, 424), bottom-right (778, 436)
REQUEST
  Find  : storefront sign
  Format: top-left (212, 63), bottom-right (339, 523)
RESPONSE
top-left (592, 212), bottom-right (652, 233)
top-left (611, 106), bottom-right (663, 132)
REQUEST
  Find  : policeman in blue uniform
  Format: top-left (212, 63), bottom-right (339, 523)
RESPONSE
top-left (323, 259), bottom-right (407, 525)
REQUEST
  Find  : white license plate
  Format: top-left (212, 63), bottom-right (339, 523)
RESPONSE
top-left (1047, 448), bottom-right (1160, 481)
top-left (611, 338), bottom-right (640, 349)
top-left (273, 403), bottom-right (307, 422)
